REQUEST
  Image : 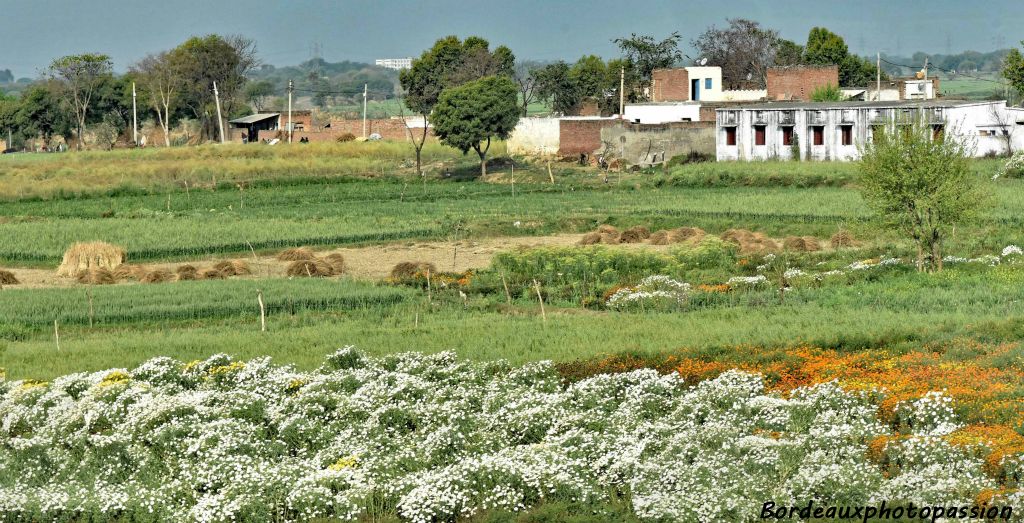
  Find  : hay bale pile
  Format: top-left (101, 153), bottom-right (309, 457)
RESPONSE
top-left (390, 261), bottom-right (438, 280)
top-left (77, 268), bottom-right (116, 285)
top-left (578, 232), bottom-right (602, 245)
top-left (141, 269), bottom-right (173, 284)
top-left (200, 268), bottom-right (226, 280)
top-left (577, 225), bottom-right (623, 245)
top-left (649, 227), bottom-right (706, 246)
top-left (57, 242), bottom-right (125, 277)
top-left (0, 269), bottom-right (19, 285)
top-left (278, 247), bottom-right (315, 261)
top-left (831, 230), bottom-right (856, 249)
top-left (287, 259), bottom-right (333, 278)
top-left (175, 265), bottom-right (198, 281)
top-left (323, 254), bottom-right (346, 274)
top-left (112, 264), bottom-right (147, 281)
top-left (721, 229), bottom-right (779, 253)
top-left (783, 236), bottom-right (822, 252)
top-left (619, 226), bottom-right (651, 244)
top-left (213, 260), bottom-right (251, 277)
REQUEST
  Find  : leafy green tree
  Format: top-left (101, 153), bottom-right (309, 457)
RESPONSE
top-left (400, 35), bottom-right (513, 176)
top-left (47, 53), bottom-right (112, 150)
top-left (613, 32), bottom-right (682, 98)
top-left (244, 80), bottom-right (275, 112)
top-left (1003, 43), bottom-right (1024, 99)
top-left (170, 34), bottom-right (259, 141)
top-left (7, 83), bottom-right (73, 148)
top-left (858, 122), bottom-right (987, 272)
top-left (570, 55), bottom-right (608, 99)
top-left (431, 76), bottom-right (519, 176)
top-left (534, 61), bottom-right (579, 115)
top-left (775, 39), bottom-right (804, 67)
top-left (804, 27), bottom-right (883, 87)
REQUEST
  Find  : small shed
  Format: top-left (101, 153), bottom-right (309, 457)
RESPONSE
top-left (228, 113), bottom-right (280, 143)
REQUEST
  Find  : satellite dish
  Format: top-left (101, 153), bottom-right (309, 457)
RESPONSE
top-left (746, 72), bottom-right (753, 81)
top-left (699, 58), bottom-right (708, 66)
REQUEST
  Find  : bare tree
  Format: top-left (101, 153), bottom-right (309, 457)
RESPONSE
top-left (398, 95), bottom-right (430, 178)
top-left (132, 52), bottom-right (179, 147)
top-left (692, 19), bottom-right (780, 89)
top-left (48, 53), bottom-right (112, 150)
top-left (990, 103), bottom-right (1016, 155)
top-left (514, 61), bottom-right (540, 116)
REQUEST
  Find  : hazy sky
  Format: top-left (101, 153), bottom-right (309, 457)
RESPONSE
top-left (1, 0), bottom-right (1021, 77)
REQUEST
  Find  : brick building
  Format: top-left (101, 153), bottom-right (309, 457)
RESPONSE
top-left (766, 65), bottom-right (840, 101)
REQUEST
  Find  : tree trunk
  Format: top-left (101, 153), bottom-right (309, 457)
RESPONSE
top-left (915, 241), bottom-right (924, 272)
top-left (415, 147), bottom-right (422, 177)
top-left (931, 232), bottom-right (943, 272)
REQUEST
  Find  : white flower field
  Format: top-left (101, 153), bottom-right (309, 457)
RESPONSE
top-left (1, 348), bottom-right (1015, 522)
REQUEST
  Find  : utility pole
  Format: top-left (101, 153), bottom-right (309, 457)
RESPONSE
top-left (876, 53), bottom-right (881, 101)
top-left (619, 66), bottom-right (625, 118)
top-left (132, 82), bottom-right (138, 146)
top-left (362, 83), bottom-right (368, 139)
top-left (287, 79), bottom-right (293, 143)
top-left (213, 81), bottom-right (225, 144)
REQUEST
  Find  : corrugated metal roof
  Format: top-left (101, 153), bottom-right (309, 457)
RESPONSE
top-left (715, 99), bottom-right (997, 111)
top-left (228, 113), bottom-right (280, 124)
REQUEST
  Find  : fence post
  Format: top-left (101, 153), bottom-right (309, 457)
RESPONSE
top-left (54, 320), bottom-right (60, 351)
top-left (532, 279), bottom-right (546, 324)
top-left (256, 289), bottom-right (266, 332)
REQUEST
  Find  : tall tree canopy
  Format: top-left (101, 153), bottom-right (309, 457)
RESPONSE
top-left (431, 75), bottom-right (519, 176)
top-left (613, 32), bottom-right (682, 99)
top-left (47, 53), bottom-right (112, 150)
top-left (1003, 42), bottom-right (1024, 100)
top-left (170, 34), bottom-right (259, 140)
top-left (691, 19), bottom-right (780, 88)
top-left (803, 27), bottom-right (882, 87)
top-left (399, 35), bottom-right (514, 176)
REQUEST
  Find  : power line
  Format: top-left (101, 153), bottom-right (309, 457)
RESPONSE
top-left (878, 56), bottom-right (1011, 88)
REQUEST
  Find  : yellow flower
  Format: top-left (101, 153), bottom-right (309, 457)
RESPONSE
top-left (17, 379), bottom-right (48, 392)
top-left (98, 370), bottom-right (131, 387)
top-left (328, 455), bottom-right (359, 471)
top-left (207, 361), bottom-right (246, 376)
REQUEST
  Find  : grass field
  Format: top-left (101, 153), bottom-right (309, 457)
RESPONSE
top-left (2, 142), bottom-right (1024, 520)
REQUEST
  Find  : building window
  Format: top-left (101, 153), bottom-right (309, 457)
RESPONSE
top-left (781, 127), bottom-right (794, 146)
top-left (812, 126), bottom-right (824, 146)
top-left (840, 125), bottom-right (853, 146)
top-left (705, 78), bottom-right (712, 90)
top-left (754, 125), bottom-right (766, 146)
top-left (725, 127), bottom-right (737, 146)
top-left (932, 125), bottom-right (944, 141)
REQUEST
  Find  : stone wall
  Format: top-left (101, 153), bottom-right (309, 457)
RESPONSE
top-left (600, 121), bottom-right (715, 166)
top-left (507, 118), bottom-right (561, 156)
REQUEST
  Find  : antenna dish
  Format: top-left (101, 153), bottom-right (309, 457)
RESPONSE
top-left (699, 58), bottom-right (708, 66)
top-left (746, 72), bottom-right (753, 81)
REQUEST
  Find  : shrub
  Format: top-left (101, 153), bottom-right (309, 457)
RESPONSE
top-left (335, 132), bottom-right (357, 142)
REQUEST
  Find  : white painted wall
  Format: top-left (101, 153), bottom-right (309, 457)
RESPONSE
top-left (623, 103), bottom-right (701, 124)
top-left (507, 118), bottom-right (560, 156)
top-left (685, 66), bottom-right (723, 101)
top-left (720, 89), bottom-right (767, 102)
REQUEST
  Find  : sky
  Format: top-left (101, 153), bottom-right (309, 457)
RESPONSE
top-left (1, 0), bottom-right (1022, 77)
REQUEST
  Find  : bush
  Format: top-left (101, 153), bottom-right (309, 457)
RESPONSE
top-left (335, 132), bottom-right (357, 142)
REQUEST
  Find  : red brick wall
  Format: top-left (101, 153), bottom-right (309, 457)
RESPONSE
top-left (577, 99), bottom-right (601, 117)
top-left (766, 66), bottom-right (839, 101)
top-left (651, 68), bottom-right (690, 102)
top-left (558, 119), bottom-right (618, 156)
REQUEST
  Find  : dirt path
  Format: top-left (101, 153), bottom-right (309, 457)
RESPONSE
top-left (1, 233), bottom-right (680, 289)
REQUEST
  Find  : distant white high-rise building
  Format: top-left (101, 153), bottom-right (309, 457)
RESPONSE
top-left (375, 58), bottom-right (413, 71)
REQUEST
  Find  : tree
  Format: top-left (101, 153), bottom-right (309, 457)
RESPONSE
top-left (47, 53), bottom-right (112, 150)
top-left (431, 76), bottom-right (519, 176)
top-left (9, 83), bottom-right (72, 149)
top-left (400, 35), bottom-right (513, 176)
top-left (513, 61), bottom-right (540, 116)
top-left (1003, 44), bottom-right (1024, 100)
top-left (533, 61), bottom-right (579, 115)
top-left (133, 51), bottom-right (180, 147)
top-left (775, 39), bottom-right (805, 67)
top-left (804, 27), bottom-right (883, 87)
top-left (570, 55), bottom-right (608, 100)
top-left (613, 32), bottom-right (682, 97)
top-left (691, 19), bottom-right (780, 88)
top-left (858, 121), bottom-right (987, 272)
top-left (244, 80), bottom-right (275, 112)
top-left (0, 69), bottom-right (13, 83)
top-left (170, 34), bottom-right (259, 141)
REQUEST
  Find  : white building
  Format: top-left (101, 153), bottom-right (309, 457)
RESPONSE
top-left (716, 100), bottom-right (1024, 162)
top-left (375, 58), bottom-right (412, 71)
top-left (623, 102), bottom-right (702, 124)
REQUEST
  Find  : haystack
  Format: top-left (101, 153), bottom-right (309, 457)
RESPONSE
top-left (175, 265), bottom-right (198, 281)
top-left (831, 230), bottom-right (856, 249)
top-left (141, 269), bottom-right (173, 284)
top-left (721, 229), bottom-right (778, 253)
top-left (596, 224), bottom-right (618, 234)
top-left (783, 236), bottom-right (821, 252)
top-left (200, 268), bottom-right (226, 280)
top-left (277, 247), bottom-right (315, 261)
top-left (57, 242), bottom-right (125, 277)
top-left (112, 264), bottom-right (147, 281)
top-left (595, 224), bottom-right (621, 244)
top-left (0, 269), bottom-right (19, 285)
top-left (76, 268), bottom-right (116, 285)
top-left (648, 230), bottom-right (670, 245)
top-left (323, 253), bottom-right (346, 275)
top-left (390, 261), bottom-right (437, 280)
top-left (213, 260), bottom-right (251, 277)
top-left (669, 227), bottom-right (705, 243)
top-left (287, 259), bottom-right (333, 278)
top-left (578, 232), bottom-right (602, 245)
top-left (619, 226), bottom-right (651, 244)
